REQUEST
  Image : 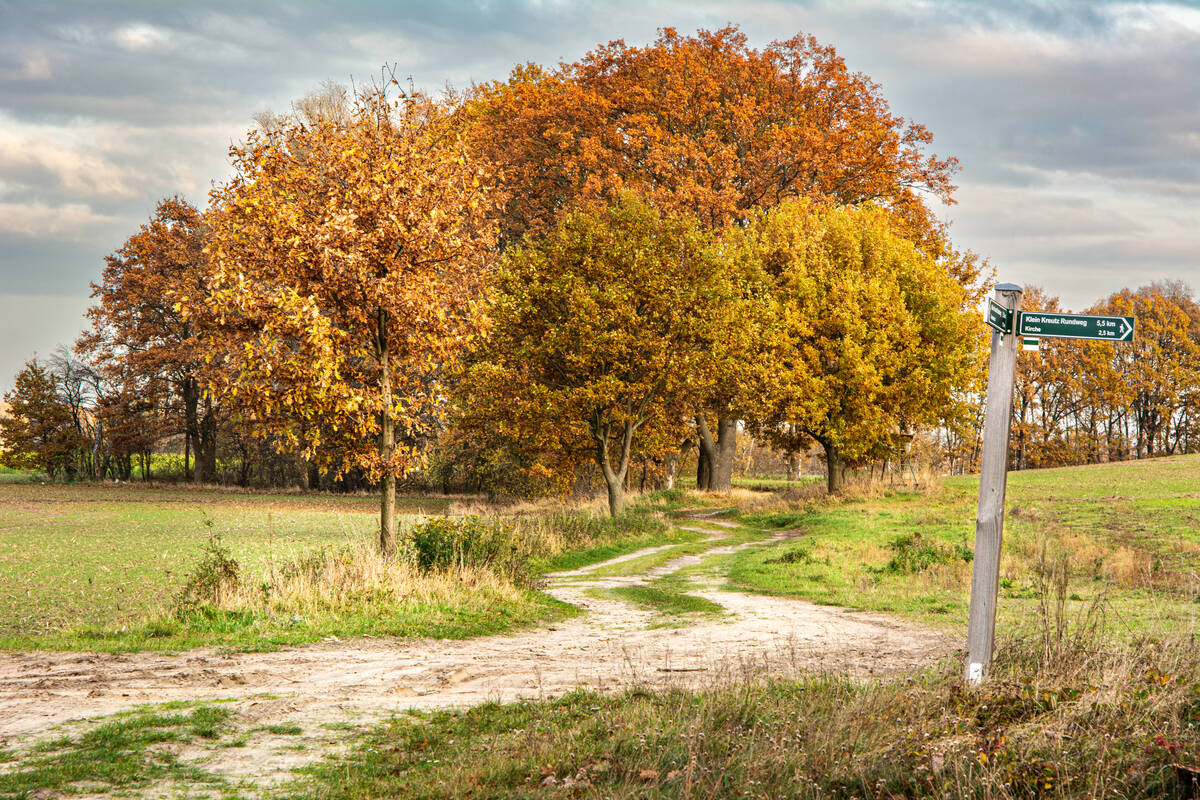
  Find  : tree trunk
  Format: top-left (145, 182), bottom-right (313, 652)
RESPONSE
top-left (823, 441), bottom-right (845, 494)
top-left (194, 397), bottom-right (218, 485)
top-left (378, 309), bottom-right (397, 557)
top-left (663, 444), bottom-right (683, 491)
top-left (696, 415), bottom-right (736, 491)
top-left (93, 419), bottom-right (104, 479)
top-left (696, 448), bottom-right (710, 489)
top-left (712, 417), bottom-right (736, 491)
top-left (593, 417), bottom-right (634, 517)
top-left (183, 377), bottom-right (198, 481)
top-left (785, 451), bottom-right (799, 482)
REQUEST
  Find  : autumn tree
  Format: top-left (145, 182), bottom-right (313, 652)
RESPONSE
top-left (466, 26), bottom-right (969, 489)
top-left (1086, 284), bottom-right (1200, 460)
top-left (78, 197), bottom-right (216, 482)
top-left (461, 194), bottom-right (735, 515)
top-left (204, 85), bottom-right (497, 555)
top-left (0, 360), bottom-right (85, 478)
top-left (741, 199), bottom-right (982, 493)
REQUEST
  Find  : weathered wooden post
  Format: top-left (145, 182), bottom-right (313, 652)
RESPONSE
top-left (964, 287), bottom-right (1135, 684)
top-left (965, 282), bottom-right (1022, 685)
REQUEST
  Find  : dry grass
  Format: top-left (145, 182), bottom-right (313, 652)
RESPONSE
top-left (185, 538), bottom-right (531, 622)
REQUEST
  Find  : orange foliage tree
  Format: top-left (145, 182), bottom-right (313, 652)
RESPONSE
top-left (466, 26), bottom-right (968, 489)
top-left (78, 198), bottom-right (216, 481)
top-left (204, 86), bottom-right (497, 555)
top-left (959, 282), bottom-right (1200, 471)
top-left (0, 360), bottom-right (85, 478)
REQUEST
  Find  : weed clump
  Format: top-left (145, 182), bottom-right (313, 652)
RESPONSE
top-left (766, 545), bottom-right (815, 565)
top-left (878, 532), bottom-right (972, 574)
top-left (175, 534), bottom-right (240, 610)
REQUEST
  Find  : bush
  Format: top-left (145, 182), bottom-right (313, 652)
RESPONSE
top-left (407, 516), bottom-right (526, 581)
top-left (878, 532), bottom-right (972, 574)
top-left (765, 545), bottom-right (815, 565)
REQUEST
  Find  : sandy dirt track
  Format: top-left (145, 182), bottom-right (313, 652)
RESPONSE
top-left (0, 518), bottom-right (954, 787)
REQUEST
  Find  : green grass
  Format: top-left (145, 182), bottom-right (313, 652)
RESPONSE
top-left (530, 515), bottom-right (701, 573)
top-left (579, 524), bottom-right (765, 578)
top-left (601, 584), bottom-right (724, 618)
top-left (9, 590), bottom-right (579, 653)
top-left (0, 483), bottom-right (436, 638)
top-left (727, 453), bottom-right (1200, 636)
top-left (0, 704), bottom-right (234, 799)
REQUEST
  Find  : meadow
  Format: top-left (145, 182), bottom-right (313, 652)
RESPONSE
top-left (0, 481), bottom-right (691, 651)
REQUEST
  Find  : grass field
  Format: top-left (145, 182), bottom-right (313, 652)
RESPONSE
top-left (726, 454), bottom-right (1200, 637)
top-left (278, 455), bottom-right (1200, 800)
top-left (8, 456), bottom-right (1200, 797)
top-left (0, 483), bottom-right (690, 651)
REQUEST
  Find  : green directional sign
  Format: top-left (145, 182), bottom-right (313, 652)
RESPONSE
top-left (1018, 311), bottom-right (1135, 342)
top-left (984, 298), bottom-right (1014, 334)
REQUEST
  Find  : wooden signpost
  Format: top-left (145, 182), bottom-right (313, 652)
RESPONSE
top-left (965, 284), bottom-right (1135, 685)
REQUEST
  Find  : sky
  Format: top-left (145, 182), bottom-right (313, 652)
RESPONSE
top-left (0, 0), bottom-right (1198, 389)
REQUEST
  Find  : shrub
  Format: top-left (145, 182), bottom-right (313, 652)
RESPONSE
top-left (766, 545), bottom-right (815, 565)
top-left (407, 516), bottom-right (525, 581)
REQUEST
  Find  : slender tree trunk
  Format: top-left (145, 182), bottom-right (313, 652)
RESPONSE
top-left (696, 448), bottom-right (711, 489)
top-left (183, 377), bottom-right (199, 481)
top-left (93, 419), bottom-right (104, 479)
top-left (378, 309), bottom-right (397, 557)
top-left (663, 443), bottom-right (684, 491)
top-left (695, 415), bottom-right (716, 490)
top-left (593, 418), bottom-right (634, 517)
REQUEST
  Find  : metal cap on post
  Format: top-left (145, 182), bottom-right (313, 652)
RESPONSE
top-left (965, 282), bottom-right (1023, 685)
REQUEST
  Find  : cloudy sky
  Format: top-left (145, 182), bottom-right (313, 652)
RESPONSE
top-left (1, 0), bottom-right (1198, 389)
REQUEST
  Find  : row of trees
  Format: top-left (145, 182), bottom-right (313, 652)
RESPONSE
top-left (1002, 282), bottom-right (1200, 470)
top-left (3, 26), bottom-right (994, 550)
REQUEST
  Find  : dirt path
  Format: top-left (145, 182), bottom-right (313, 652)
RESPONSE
top-left (0, 517), bottom-right (953, 789)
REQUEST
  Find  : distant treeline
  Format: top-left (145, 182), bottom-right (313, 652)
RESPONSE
top-left (941, 282), bottom-right (1200, 475)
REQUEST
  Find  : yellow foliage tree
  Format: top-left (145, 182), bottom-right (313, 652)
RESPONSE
top-left (740, 199), bottom-right (983, 492)
top-left (462, 194), bottom-right (737, 515)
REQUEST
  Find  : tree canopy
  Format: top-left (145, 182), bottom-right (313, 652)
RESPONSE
top-left (741, 199), bottom-right (983, 492)
top-left (461, 194), bottom-right (735, 515)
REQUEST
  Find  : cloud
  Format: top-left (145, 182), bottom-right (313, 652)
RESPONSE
top-left (0, 202), bottom-right (121, 239)
top-left (0, 114), bottom-right (140, 198)
top-left (112, 22), bottom-right (176, 53)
